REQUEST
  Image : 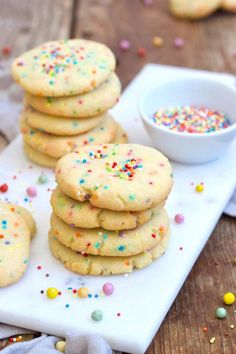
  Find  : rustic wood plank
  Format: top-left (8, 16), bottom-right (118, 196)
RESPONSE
top-left (0, 0), bottom-right (74, 57)
top-left (74, 0), bottom-right (236, 88)
top-left (74, 1), bottom-right (236, 353)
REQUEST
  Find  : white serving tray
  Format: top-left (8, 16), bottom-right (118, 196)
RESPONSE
top-left (0, 64), bottom-right (235, 354)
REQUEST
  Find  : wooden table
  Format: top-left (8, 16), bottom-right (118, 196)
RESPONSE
top-left (0, 1), bottom-right (236, 353)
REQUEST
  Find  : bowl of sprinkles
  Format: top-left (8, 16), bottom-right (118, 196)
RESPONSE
top-left (138, 77), bottom-right (236, 164)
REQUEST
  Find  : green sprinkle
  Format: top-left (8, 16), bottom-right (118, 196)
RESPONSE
top-left (129, 194), bottom-right (136, 201)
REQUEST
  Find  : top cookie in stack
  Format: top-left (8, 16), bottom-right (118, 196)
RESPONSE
top-left (12, 39), bottom-right (127, 168)
top-left (49, 144), bottom-right (173, 275)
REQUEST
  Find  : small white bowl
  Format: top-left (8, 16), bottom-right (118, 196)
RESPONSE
top-left (138, 77), bottom-right (236, 164)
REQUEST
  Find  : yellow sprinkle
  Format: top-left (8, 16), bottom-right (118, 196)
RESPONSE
top-left (209, 337), bottom-right (216, 344)
top-left (152, 36), bottom-right (164, 47)
top-left (195, 184), bottom-right (204, 193)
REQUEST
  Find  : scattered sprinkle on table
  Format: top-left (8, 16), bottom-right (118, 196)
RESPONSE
top-left (209, 337), bottom-right (216, 344)
top-left (137, 47), bottom-right (147, 57)
top-left (223, 292), bottom-right (235, 305)
top-left (119, 39), bottom-right (131, 51)
top-left (215, 307), bottom-right (227, 319)
top-left (152, 36), bottom-right (163, 47)
top-left (173, 37), bottom-right (184, 48)
top-left (152, 106), bottom-right (231, 133)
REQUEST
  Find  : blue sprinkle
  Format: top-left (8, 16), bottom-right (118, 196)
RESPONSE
top-left (118, 245), bottom-right (125, 251)
top-left (95, 294), bottom-right (99, 298)
top-left (88, 294), bottom-right (92, 298)
top-left (65, 304), bottom-right (70, 308)
top-left (79, 179), bottom-right (85, 184)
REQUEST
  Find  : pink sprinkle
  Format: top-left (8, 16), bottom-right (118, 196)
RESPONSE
top-left (26, 186), bottom-right (37, 197)
top-left (103, 282), bottom-right (114, 296)
top-left (119, 39), bottom-right (131, 51)
top-left (174, 213), bottom-right (185, 224)
top-left (174, 37), bottom-right (184, 49)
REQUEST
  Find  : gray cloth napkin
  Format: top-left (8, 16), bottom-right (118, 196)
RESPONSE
top-left (0, 327), bottom-right (116, 354)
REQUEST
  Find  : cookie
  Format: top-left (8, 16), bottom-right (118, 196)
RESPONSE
top-left (21, 114), bottom-right (116, 158)
top-left (221, 0), bottom-right (236, 11)
top-left (51, 186), bottom-right (164, 230)
top-left (56, 144), bottom-right (173, 211)
top-left (24, 143), bottom-right (58, 169)
top-left (3, 203), bottom-right (36, 239)
top-left (50, 209), bottom-right (169, 257)
top-left (169, 0), bottom-right (221, 19)
top-left (12, 39), bottom-right (116, 97)
top-left (24, 105), bottom-right (106, 136)
top-left (49, 229), bottom-right (170, 275)
top-left (0, 201), bottom-right (36, 287)
top-left (23, 122), bottom-right (128, 168)
top-left (24, 73), bottom-right (121, 118)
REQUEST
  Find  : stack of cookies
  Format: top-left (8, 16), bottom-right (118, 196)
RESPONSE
top-left (49, 144), bottom-right (173, 275)
top-left (12, 39), bottom-right (127, 168)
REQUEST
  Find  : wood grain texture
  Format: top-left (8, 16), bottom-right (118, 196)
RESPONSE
top-left (0, 1), bottom-right (236, 353)
top-left (0, 0), bottom-right (73, 56)
top-left (74, 0), bottom-right (236, 87)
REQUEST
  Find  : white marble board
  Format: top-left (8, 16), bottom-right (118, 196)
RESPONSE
top-left (0, 64), bottom-right (235, 354)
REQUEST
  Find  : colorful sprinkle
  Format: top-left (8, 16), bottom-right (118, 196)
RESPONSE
top-left (46, 287), bottom-right (59, 299)
top-left (55, 341), bottom-right (66, 353)
top-left (152, 106), bottom-right (230, 134)
top-left (173, 37), bottom-right (184, 48)
top-left (215, 307), bottom-right (227, 319)
top-left (106, 158), bottom-right (143, 180)
top-left (174, 213), bottom-right (185, 224)
top-left (119, 39), bottom-right (131, 51)
top-left (38, 174), bottom-right (49, 184)
top-left (91, 309), bottom-right (103, 321)
top-left (102, 282), bottom-right (114, 296)
top-left (0, 184), bottom-right (8, 193)
top-left (195, 184), bottom-right (204, 193)
top-left (223, 292), bottom-right (235, 305)
top-left (152, 36), bottom-right (163, 47)
top-left (26, 186), bottom-right (37, 197)
top-left (137, 47), bottom-right (147, 57)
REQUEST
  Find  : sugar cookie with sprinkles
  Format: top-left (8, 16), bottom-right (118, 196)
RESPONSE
top-left (51, 186), bottom-right (164, 230)
top-left (50, 209), bottom-right (169, 256)
top-left (55, 144), bottom-right (173, 211)
top-left (23, 105), bottom-right (106, 136)
top-left (49, 230), bottom-right (170, 275)
top-left (21, 114), bottom-right (116, 159)
top-left (12, 39), bottom-right (116, 97)
top-left (23, 122), bottom-right (128, 168)
top-left (24, 73), bottom-right (121, 118)
top-left (169, 0), bottom-right (221, 19)
top-left (0, 201), bottom-right (36, 287)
